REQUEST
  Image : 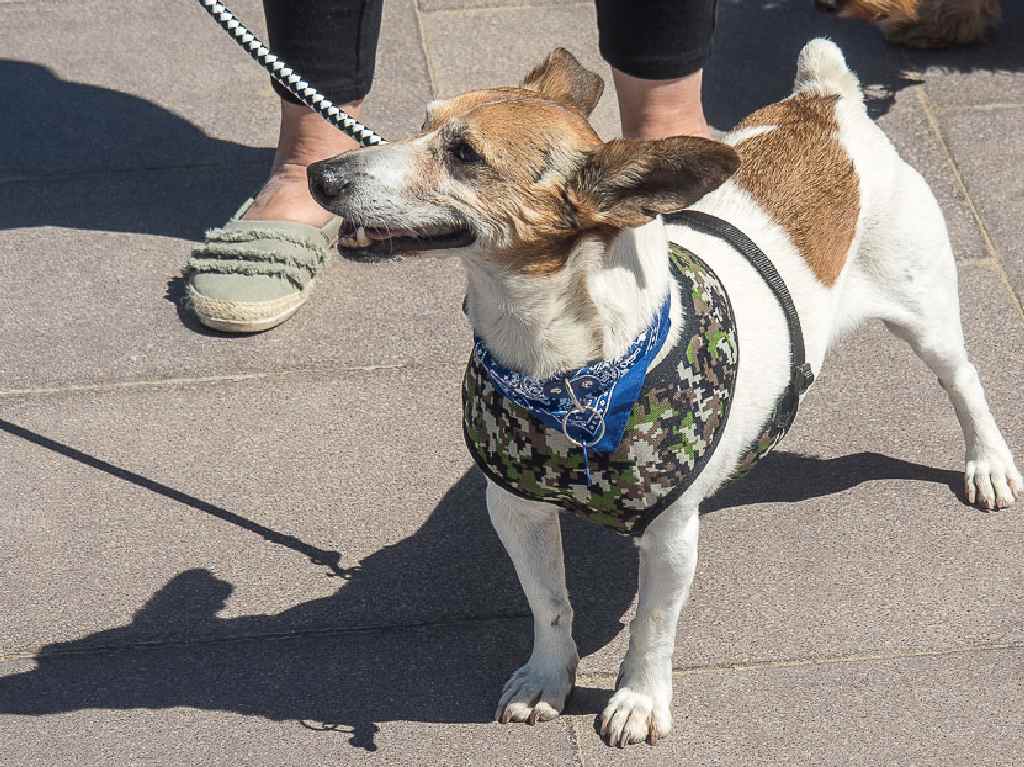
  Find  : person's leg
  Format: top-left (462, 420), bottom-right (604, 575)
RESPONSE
top-left (249, 0), bottom-right (383, 225)
top-left (611, 68), bottom-right (709, 141)
top-left (596, 0), bottom-right (718, 141)
top-left (185, 0), bottom-right (384, 333)
top-left (244, 100), bottom-right (364, 226)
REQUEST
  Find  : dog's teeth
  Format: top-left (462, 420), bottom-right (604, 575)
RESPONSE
top-left (339, 235), bottom-right (358, 248)
top-left (356, 226), bottom-right (370, 247)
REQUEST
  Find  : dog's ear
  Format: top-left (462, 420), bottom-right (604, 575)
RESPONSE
top-left (522, 48), bottom-right (604, 116)
top-left (569, 136), bottom-right (740, 228)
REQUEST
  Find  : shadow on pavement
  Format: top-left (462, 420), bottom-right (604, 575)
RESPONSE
top-left (0, 418), bottom-right (968, 750)
top-left (709, 0), bottom-right (1022, 126)
top-left (704, 449), bottom-right (963, 513)
top-left (0, 60), bottom-right (270, 239)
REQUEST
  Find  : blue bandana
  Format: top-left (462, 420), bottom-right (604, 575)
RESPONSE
top-left (473, 292), bottom-right (673, 480)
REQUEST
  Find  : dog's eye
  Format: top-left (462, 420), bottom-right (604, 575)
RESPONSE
top-left (451, 140), bottom-right (483, 165)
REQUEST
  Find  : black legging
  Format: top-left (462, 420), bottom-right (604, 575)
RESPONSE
top-left (264, 0), bottom-right (718, 106)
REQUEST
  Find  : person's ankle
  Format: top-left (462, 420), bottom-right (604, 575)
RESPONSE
top-left (243, 97), bottom-right (364, 225)
top-left (622, 114), bottom-right (712, 141)
top-left (271, 98), bottom-right (364, 169)
top-left (612, 67), bottom-right (712, 141)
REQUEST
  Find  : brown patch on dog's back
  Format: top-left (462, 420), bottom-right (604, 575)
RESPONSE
top-left (733, 95), bottom-right (859, 286)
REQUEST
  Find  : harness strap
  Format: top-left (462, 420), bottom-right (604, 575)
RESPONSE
top-left (663, 209), bottom-right (815, 398)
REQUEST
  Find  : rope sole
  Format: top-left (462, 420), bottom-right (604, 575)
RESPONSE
top-left (185, 280), bottom-right (314, 333)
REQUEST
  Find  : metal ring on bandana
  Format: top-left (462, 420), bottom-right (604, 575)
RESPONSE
top-left (561, 406), bottom-right (606, 448)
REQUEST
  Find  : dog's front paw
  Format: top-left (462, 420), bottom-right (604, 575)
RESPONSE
top-left (495, 656), bottom-right (577, 725)
top-left (965, 450), bottom-right (1023, 510)
top-left (600, 685), bottom-right (672, 747)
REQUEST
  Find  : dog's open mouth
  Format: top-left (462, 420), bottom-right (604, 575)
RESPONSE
top-left (337, 219), bottom-right (475, 261)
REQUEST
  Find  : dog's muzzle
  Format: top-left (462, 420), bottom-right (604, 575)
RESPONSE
top-left (307, 159), bottom-right (353, 210)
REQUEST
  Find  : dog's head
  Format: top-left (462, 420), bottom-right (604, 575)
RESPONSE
top-left (308, 48), bottom-right (738, 271)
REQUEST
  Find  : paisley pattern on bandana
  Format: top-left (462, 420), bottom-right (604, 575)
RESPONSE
top-left (462, 243), bottom-right (797, 537)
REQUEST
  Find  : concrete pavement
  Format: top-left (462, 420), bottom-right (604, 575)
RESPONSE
top-left (1, 0), bottom-right (1022, 764)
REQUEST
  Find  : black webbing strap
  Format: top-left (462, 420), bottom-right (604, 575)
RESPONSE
top-left (663, 209), bottom-right (815, 397)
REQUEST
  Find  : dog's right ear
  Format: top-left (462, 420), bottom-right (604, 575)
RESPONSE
top-left (569, 136), bottom-right (740, 229)
top-left (522, 48), bottom-right (604, 117)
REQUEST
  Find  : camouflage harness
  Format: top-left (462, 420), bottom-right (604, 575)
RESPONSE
top-left (463, 210), bottom-right (814, 537)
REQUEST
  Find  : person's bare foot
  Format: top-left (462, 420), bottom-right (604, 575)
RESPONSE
top-left (243, 98), bottom-right (364, 227)
top-left (612, 67), bottom-right (712, 141)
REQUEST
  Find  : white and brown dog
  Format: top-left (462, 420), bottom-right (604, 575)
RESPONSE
top-left (308, 40), bottom-right (1021, 747)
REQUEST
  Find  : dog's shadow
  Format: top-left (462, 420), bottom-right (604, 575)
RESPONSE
top-left (0, 430), bottom-right (963, 751)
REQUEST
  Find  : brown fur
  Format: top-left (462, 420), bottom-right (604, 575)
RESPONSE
top-left (428, 94), bottom-right (602, 275)
top-left (819, 0), bottom-right (1001, 47)
top-left (417, 52), bottom-right (737, 277)
top-left (733, 95), bottom-right (859, 286)
top-left (570, 137), bottom-right (739, 229)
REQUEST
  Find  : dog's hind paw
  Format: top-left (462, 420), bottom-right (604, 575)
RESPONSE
top-left (965, 451), bottom-right (1023, 510)
top-left (495, 657), bottom-right (577, 725)
top-left (599, 686), bottom-right (672, 748)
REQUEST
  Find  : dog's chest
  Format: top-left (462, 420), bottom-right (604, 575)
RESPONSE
top-left (463, 245), bottom-right (791, 536)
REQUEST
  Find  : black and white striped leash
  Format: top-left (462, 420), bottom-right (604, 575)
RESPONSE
top-left (195, 0), bottom-right (387, 147)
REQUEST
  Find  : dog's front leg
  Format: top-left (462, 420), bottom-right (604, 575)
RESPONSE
top-left (487, 481), bottom-right (578, 725)
top-left (601, 502), bottom-right (699, 747)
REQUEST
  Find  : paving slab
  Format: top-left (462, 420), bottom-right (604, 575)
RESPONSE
top-left (419, 0), bottom-right (562, 12)
top-left (0, 622), bottom-right (579, 765)
top-left (0, 365), bottom-right (524, 657)
top-left (0, 219), bottom-right (469, 389)
top-left (906, 1), bottom-right (1024, 109)
top-left (419, 3), bottom-right (622, 139)
top-left (0, 0), bottom-right (275, 179)
top-left (567, 647), bottom-right (1024, 765)
top-left (0, 0), bottom-right (430, 181)
top-left (936, 106), bottom-right (1024, 307)
top-left (876, 87), bottom-right (988, 261)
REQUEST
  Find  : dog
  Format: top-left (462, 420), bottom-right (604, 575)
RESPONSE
top-left (307, 40), bottom-right (1022, 746)
top-left (816, 0), bottom-right (1002, 47)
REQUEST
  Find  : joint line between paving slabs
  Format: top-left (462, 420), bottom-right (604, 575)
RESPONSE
top-left (412, 1), bottom-right (439, 100)
top-left (0, 360), bottom-right (469, 399)
top-left (562, 717), bottom-right (586, 767)
top-left (915, 88), bottom-right (1024, 320)
top-left (574, 640), bottom-right (1022, 684)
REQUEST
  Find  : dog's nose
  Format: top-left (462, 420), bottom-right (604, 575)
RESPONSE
top-left (307, 159), bottom-right (352, 204)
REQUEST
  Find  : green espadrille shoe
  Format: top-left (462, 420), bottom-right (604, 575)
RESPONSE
top-left (184, 199), bottom-right (343, 333)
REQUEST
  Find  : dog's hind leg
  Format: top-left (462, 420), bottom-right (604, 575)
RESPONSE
top-left (884, 298), bottom-right (1022, 509)
top-left (600, 502), bottom-right (699, 747)
top-left (487, 481), bottom-right (579, 724)
top-left (850, 162), bottom-right (1022, 509)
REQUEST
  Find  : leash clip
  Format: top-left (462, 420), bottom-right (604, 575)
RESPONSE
top-left (794, 362), bottom-right (815, 394)
top-left (560, 378), bottom-right (605, 486)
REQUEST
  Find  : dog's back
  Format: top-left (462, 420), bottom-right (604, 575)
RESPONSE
top-left (667, 39), bottom-right (999, 504)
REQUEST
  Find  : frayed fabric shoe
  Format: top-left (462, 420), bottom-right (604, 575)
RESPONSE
top-left (184, 199), bottom-right (343, 333)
